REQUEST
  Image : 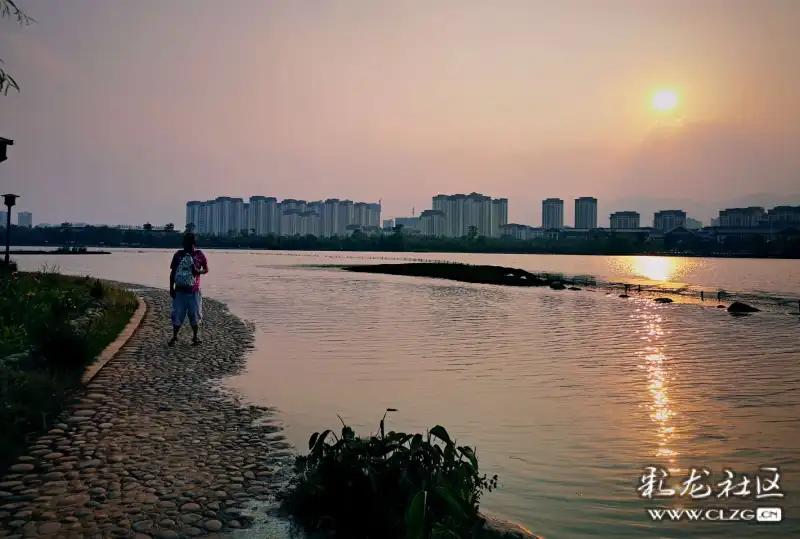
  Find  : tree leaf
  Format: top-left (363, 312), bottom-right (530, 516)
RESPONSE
top-left (429, 425), bottom-right (452, 445)
top-left (308, 432), bottom-right (319, 451)
top-left (433, 485), bottom-right (466, 518)
top-left (405, 490), bottom-right (427, 539)
top-left (410, 433), bottom-right (423, 452)
top-left (460, 446), bottom-right (478, 469)
top-left (312, 429), bottom-right (332, 454)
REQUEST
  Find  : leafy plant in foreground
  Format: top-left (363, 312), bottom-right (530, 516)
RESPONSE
top-left (282, 409), bottom-right (498, 539)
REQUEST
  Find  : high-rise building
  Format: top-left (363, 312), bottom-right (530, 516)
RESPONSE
top-left (654, 210), bottom-right (687, 231)
top-left (229, 198), bottom-right (246, 234)
top-left (338, 200), bottom-right (354, 235)
top-left (766, 206), bottom-right (800, 225)
top-left (717, 207), bottom-right (763, 228)
top-left (367, 203), bottom-right (382, 228)
top-left (17, 211), bottom-right (33, 228)
top-left (542, 198), bottom-right (564, 229)
top-left (0, 211), bottom-right (7, 228)
top-left (574, 197), bottom-right (598, 229)
top-left (382, 219), bottom-right (394, 230)
top-left (490, 198), bottom-right (508, 238)
top-left (186, 201), bottom-right (202, 232)
top-left (609, 211), bottom-right (640, 229)
top-left (431, 193), bottom-right (507, 238)
top-left (187, 196), bottom-right (378, 237)
top-left (281, 209), bottom-right (301, 236)
top-left (320, 199), bottom-right (340, 237)
top-left (242, 202), bottom-right (251, 234)
top-left (419, 210), bottom-right (446, 236)
top-left (246, 197), bottom-right (263, 234)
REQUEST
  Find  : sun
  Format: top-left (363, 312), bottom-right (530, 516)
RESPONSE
top-left (652, 89), bottom-right (678, 111)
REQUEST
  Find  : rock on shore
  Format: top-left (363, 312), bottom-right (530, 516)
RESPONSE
top-left (0, 289), bottom-right (287, 539)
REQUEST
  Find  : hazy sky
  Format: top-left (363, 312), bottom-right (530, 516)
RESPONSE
top-left (1, 0), bottom-right (799, 227)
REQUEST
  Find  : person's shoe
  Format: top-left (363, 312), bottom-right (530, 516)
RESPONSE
top-left (168, 338), bottom-right (177, 347)
top-left (191, 337), bottom-right (202, 346)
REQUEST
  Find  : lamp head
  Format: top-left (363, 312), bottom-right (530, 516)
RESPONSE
top-left (0, 137), bottom-right (13, 163)
top-left (2, 194), bottom-right (18, 208)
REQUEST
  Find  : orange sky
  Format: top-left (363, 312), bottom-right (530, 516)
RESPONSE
top-left (1, 0), bottom-right (799, 226)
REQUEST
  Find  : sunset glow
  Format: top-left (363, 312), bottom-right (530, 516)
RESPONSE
top-left (1, 2), bottom-right (798, 226)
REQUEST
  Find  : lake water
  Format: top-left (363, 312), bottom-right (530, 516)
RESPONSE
top-left (14, 249), bottom-right (800, 538)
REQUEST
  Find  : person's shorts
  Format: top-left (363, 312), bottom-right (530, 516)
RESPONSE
top-left (172, 290), bottom-right (202, 326)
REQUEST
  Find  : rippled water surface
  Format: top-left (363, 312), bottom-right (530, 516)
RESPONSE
top-left (15, 250), bottom-right (800, 538)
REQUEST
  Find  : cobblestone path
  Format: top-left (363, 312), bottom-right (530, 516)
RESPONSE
top-left (0, 290), bottom-right (290, 539)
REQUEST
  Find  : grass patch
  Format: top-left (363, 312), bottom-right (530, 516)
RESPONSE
top-left (281, 410), bottom-right (498, 539)
top-left (0, 268), bottom-right (137, 470)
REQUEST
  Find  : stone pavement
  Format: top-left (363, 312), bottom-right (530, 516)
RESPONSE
top-left (0, 290), bottom-right (290, 539)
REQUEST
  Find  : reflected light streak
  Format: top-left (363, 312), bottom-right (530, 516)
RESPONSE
top-left (640, 311), bottom-right (680, 473)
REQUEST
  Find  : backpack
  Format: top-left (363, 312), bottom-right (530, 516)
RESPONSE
top-left (174, 252), bottom-right (197, 288)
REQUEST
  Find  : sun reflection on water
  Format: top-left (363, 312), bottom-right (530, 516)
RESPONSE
top-left (633, 257), bottom-right (678, 282)
top-left (608, 256), bottom-right (699, 285)
top-left (639, 310), bottom-right (680, 473)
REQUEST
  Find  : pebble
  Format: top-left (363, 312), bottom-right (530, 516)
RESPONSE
top-left (0, 291), bottom-right (283, 536)
top-left (203, 519), bottom-right (223, 532)
top-left (131, 519), bottom-right (153, 532)
top-left (37, 522), bottom-right (61, 535)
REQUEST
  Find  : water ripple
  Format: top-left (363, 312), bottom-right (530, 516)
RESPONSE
top-left (15, 251), bottom-right (800, 538)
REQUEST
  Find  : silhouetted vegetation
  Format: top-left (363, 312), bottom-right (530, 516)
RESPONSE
top-left (8, 247), bottom-right (109, 255)
top-left (4, 223), bottom-right (799, 258)
top-left (345, 262), bottom-right (588, 288)
top-left (0, 269), bottom-right (137, 469)
top-left (55, 245), bottom-right (87, 253)
top-left (282, 410), bottom-right (499, 539)
top-left (0, 0), bottom-right (35, 94)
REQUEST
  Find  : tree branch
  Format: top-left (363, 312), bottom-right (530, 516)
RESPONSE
top-left (1, 0), bottom-right (36, 95)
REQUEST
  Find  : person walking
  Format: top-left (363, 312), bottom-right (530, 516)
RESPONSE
top-left (168, 232), bottom-right (208, 346)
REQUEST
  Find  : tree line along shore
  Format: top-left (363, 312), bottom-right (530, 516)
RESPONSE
top-left (5, 224), bottom-right (800, 258)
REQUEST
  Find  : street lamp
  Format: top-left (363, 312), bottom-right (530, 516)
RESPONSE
top-left (0, 137), bottom-right (13, 163)
top-left (3, 193), bottom-right (18, 267)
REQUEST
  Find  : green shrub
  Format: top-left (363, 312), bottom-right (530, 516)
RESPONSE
top-left (89, 278), bottom-right (105, 299)
top-left (282, 410), bottom-right (498, 539)
top-left (0, 364), bottom-right (74, 465)
top-left (33, 322), bottom-right (92, 372)
top-left (0, 271), bottom-right (137, 470)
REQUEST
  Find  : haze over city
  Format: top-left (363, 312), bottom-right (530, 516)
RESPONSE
top-left (2, 0), bottom-right (799, 226)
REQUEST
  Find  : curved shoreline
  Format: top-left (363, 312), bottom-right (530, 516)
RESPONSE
top-left (0, 288), bottom-right (287, 538)
top-left (0, 284), bottom-right (540, 538)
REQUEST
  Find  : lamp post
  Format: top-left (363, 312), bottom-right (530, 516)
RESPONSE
top-left (3, 193), bottom-right (18, 266)
top-left (1, 138), bottom-right (17, 269)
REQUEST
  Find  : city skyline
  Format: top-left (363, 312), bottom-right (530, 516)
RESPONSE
top-left (7, 196), bottom-right (799, 233)
top-left (2, 1), bottom-right (799, 228)
top-left (186, 196), bottom-right (381, 237)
